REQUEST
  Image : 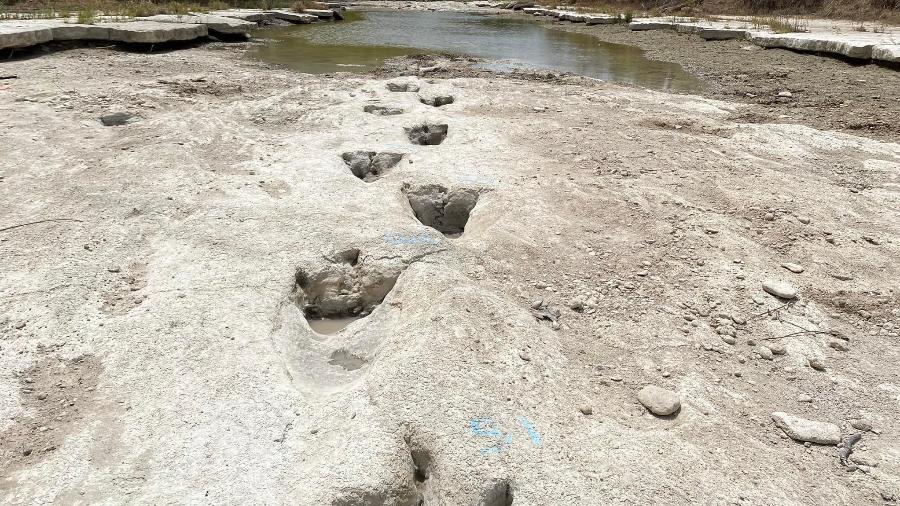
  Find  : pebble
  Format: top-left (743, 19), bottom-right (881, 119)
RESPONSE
top-left (717, 325), bottom-right (737, 337)
top-left (530, 299), bottom-right (543, 309)
top-left (721, 336), bottom-right (737, 345)
top-left (850, 419), bottom-right (873, 432)
top-left (764, 212), bottom-right (775, 221)
top-left (771, 412), bottom-right (841, 445)
top-left (568, 298), bottom-right (584, 311)
top-left (808, 358), bottom-right (826, 371)
top-left (828, 339), bottom-right (849, 352)
top-left (781, 262), bottom-right (804, 274)
top-left (797, 216), bottom-right (811, 224)
top-left (579, 404), bottom-right (593, 415)
top-left (757, 346), bottom-right (774, 360)
top-left (798, 393), bottom-right (813, 403)
top-left (764, 341), bottom-right (786, 355)
top-left (637, 385), bottom-right (681, 416)
top-left (778, 91), bottom-right (793, 98)
top-left (762, 280), bottom-right (798, 300)
top-left (830, 273), bottom-right (853, 281)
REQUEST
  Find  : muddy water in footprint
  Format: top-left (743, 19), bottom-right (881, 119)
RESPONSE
top-left (250, 10), bottom-right (700, 92)
top-left (307, 316), bottom-right (363, 334)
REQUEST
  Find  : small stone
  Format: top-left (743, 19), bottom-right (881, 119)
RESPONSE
top-left (798, 393), bottom-right (812, 402)
top-left (777, 91), bottom-right (793, 98)
top-left (717, 325), bottom-right (737, 337)
top-left (764, 212), bottom-right (775, 221)
top-left (13, 321), bottom-right (26, 330)
top-left (721, 335), bottom-right (737, 345)
top-left (862, 236), bottom-right (882, 246)
top-left (637, 385), bottom-right (681, 416)
top-left (762, 280), bottom-right (798, 300)
top-left (518, 351), bottom-right (531, 361)
top-left (850, 419), bottom-right (873, 432)
top-left (764, 341), bottom-right (786, 355)
top-left (797, 216), bottom-right (811, 224)
top-left (830, 273), bottom-right (854, 281)
top-left (530, 299), bottom-right (543, 310)
top-left (22, 448), bottom-right (32, 456)
top-left (100, 112), bottom-right (135, 126)
top-left (568, 298), bottom-right (584, 311)
top-left (771, 412), bottom-right (841, 445)
top-left (578, 404), bottom-right (593, 415)
top-left (808, 358), bottom-right (826, 371)
top-left (107, 266), bottom-right (121, 273)
top-left (781, 262), bottom-right (804, 274)
top-left (757, 346), bottom-right (774, 360)
top-left (37, 393), bottom-right (47, 400)
top-left (828, 339), bottom-right (849, 352)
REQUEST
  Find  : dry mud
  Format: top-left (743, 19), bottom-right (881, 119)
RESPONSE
top-left (0, 36), bottom-right (899, 505)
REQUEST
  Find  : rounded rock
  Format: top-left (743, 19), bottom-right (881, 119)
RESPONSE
top-left (637, 385), bottom-right (681, 416)
top-left (763, 280), bottom-right (798, 300)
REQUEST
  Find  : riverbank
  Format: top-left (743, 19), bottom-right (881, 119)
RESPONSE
top-left (544, 20), bottom-right (900, 141)
top-left (2, 4), bottom-right (900, 505)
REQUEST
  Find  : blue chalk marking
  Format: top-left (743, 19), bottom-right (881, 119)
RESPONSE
top-left (383, 232), bottom-right (441, 246)
top-left (517, 416), bottom-right (541, 447)
top-left (470, 418), bottom-right (503, 438)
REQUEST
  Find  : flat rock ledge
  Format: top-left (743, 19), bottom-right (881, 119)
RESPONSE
top-left (139, 14), bottom-right (255, 36)
top-left (0, 8), bottom-right (327, 50)
top-left (503, 6), bottom-right (900, 64)
top-left (771, 412), bottom-right (841, 445)
top-left (0, 20), bottom-right (208, 48)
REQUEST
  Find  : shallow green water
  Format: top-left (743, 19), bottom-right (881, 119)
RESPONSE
top-left (249, 10), bottom-right (700, 92)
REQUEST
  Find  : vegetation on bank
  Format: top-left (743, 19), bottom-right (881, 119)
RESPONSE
top-left (560, 0), bottom-right (899, 22)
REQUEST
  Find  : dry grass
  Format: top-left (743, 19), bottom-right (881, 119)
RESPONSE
top-left (752, 15), bottom-right (809, 32)
top-left (292, 0), bottom-right (324, 13)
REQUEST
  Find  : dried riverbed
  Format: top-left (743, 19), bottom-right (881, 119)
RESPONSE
top-left (1, 7), bottom-right (900, 505)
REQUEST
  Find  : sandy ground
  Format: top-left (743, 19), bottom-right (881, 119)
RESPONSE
top-left (1, 22), bottom-right (900, 506)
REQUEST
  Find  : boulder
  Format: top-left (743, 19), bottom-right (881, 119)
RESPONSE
top-left (771, 412), bottom-right (841, 445)
top-left (637, 385), bottom-right (681, 416)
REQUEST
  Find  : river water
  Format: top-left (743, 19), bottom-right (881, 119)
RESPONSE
top-left (249, 10), bottom-right (700, 92)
